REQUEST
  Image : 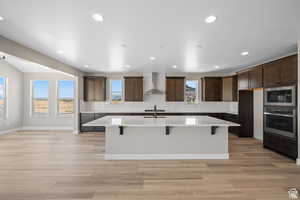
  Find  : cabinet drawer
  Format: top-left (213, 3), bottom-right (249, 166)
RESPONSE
top-left (264, 132), bottom-right (297, 159)
top-left (80, 113), bottom-right (95, 124)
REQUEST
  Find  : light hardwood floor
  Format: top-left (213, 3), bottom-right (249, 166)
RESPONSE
top-left (0, 131), bottom-right (299, 200)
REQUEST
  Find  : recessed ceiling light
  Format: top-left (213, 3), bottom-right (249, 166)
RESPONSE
top-left (84, 65), bottom-right (89, 68)
top-left (172, 65), bottom-right (178, 69)
top-left (0, 16), bottom-right (4, 21)
top-left (241, 51), bottom-right (249, 56)
top-left (215, 65), bottom-right (220, 69)
top-left (125, 65), bottom-right (131, 68)
top-left (92, 13), bottom-right (104, 22)
top-left (57, 50), bottom-right (64, 54)
top-left (205, 15), bottom-right (217, 23)
top-left (196, 44), bottom-right (203, 48)
top-left (149, 57), bottom-right (156, 61)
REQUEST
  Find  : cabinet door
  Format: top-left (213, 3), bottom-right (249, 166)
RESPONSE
top-left (166, 77), bottom-right (185, 101)
top-left (125, 77), bottom-right (143, 101)
top-left (94, 77), bottom-right (106, 101)
top-left (280, 55), bottom-right (297, 84)
top-left (166, 78), bottom-right (175, 101)
top-left (84, 77), bottom-right (95, 101)
top-left (237, 71), bottom-right (249, 90)
top-left (134, 78), bottom-right (144, 101)
top-left (263, 61), bottom-right (281, 87)
top-left (232, 75), bottom-right (238, 101)
top-left (249, 65), bottom-right (263, 89)
top-left (80, 113), bottom-right (95, 132)
top-left (203, 77), bottom-right (222, 101)
top-left (175, 78), bottom-right (184, 101)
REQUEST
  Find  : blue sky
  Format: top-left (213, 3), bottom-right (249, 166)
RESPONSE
top-left (58, 80), bottom-right (75, 99)
top-left (0, 77), bottom-right (5, 99)
top-left (111, 80), bottom-right (122, 93)
top-left (33, 80), bottom-right (74, 99)
top-left (186, 80), bottom-right (197, 89)
top-left (33, 80), bottom-right (49, 99)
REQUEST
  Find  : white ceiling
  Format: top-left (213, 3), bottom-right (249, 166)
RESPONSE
top-left (0, 0), bottom-right (299, 73)
top-left (0, 52), bottom-right (62, 73)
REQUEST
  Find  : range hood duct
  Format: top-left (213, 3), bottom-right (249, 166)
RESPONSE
top-left (144, 72), bottom-right (164, 95)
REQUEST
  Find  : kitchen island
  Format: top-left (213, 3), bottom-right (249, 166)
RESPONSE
top-left (83, 116), bottom-right (239, 160)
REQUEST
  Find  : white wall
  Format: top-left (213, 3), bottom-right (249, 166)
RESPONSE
top-left (81, 72), bottom-right (238, 113)
top-left (0, 60), bottom-right (23, 133)
top-left (297, 41), bottom-right (300, 165)
top-left (253, 89), bottom-right (264, 140)
top-left (23, 73), bottom-right (75, 129)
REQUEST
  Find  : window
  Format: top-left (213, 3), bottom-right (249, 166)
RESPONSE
top-left (57, 80), bottom-right (75, 115)
top-left (110, 80), bottom-right (123, 103)
top-left (32, 80), bottom-right (49, 115)
top-left (0, 77), bottom-right (6, 119)
top-left (185, 80), bottom-right (198, 104)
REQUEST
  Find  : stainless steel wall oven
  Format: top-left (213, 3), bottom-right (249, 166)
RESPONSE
top-left (264, 106), bottom-right (296, 139)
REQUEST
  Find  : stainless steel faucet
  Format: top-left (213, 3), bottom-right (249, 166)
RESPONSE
top-left (144, 105), bottom-right (165, 118)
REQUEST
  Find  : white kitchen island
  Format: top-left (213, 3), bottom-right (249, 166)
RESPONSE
top-left (83, 116), bottom-right (239, 160)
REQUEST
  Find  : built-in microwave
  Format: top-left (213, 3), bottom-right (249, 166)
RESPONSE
top-left (264, 86), bottom-right (296, 107)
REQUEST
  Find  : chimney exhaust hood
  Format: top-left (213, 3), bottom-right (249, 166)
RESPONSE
top-left (144, 72), bottom-right (164, 95)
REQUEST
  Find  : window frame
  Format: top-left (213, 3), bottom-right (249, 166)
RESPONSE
top-left (56, 80), bottom-right (75, 117)
top-left (31, 80), bottom-right (50, 116)
top-left (0, 76), bottom-right (7, 120)
top-left (109, 79), bottom-right (124, 103)
top-left (185, 79), bottom-right (199, 104)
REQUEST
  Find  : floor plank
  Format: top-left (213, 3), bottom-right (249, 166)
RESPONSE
top-left (0, 131), bottom-right (299, 200)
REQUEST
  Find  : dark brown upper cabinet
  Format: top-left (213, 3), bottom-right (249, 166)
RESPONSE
top-left (249, 65), bottom-right (263, 89)
top-left (237, 71), bottom-right (249, 90)
top-left (124, 77), bottom-right (144, 101)
top-left (84, 76), bottom-right (106, 101)
top-left (263, 54), bottom-right (297, 87)
top-left (237, 65), bottom-right (263, 90)
top-left (232, 75), bottom-right (238, 101)
top-left (201, 77), bottom-right (223, 101)
top-left (166, 77), bottom-right (185, 102)
top-left (222, 76), bottom-right (238, 102)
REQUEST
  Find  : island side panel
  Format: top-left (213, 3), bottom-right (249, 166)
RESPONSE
top-left (105, 126), bottom-right (229, 160)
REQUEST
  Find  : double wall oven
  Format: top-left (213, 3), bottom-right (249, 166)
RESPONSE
top-left (263, 85), bottom-right (298, 159)
top-left (264, 86), bottom-right (297, 140)
top-left (264, 106), bottom-right (296, 139)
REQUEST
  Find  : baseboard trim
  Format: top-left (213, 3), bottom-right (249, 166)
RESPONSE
top-left (0, 128), bottom-right (22, 135)
top-left (21, 126), bottom-right (73, 131)
top-left (297, 159), bottom-right (300, 166)
top-left (105, 154), bottom-right (229, 160)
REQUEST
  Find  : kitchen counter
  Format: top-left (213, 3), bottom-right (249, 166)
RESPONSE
top-left (83, 115), bottom-right (239, 160)
top-left (83, 115), bottom-right (239, 127)
top-left (79, 111), bottom-right (239, 133)
top-left (80, 111), bottom-right (239, 115)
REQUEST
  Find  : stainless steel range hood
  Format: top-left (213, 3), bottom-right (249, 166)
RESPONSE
top-left (144, 72), bottom-right (164, 95)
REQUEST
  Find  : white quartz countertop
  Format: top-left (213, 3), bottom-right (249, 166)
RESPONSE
top-left (83, 116), bottom-right (240, 127)
top-left (80, 111), bottom-right (238, 115)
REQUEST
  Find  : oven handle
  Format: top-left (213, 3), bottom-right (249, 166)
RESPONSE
top-left (264, 112), bottom-right (295, 118)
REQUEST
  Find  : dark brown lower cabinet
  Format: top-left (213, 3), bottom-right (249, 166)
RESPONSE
top-left (218, 113), bottom-right (240, 136)
top-left (80, 113), bottom-right (105, 132)
top-left (264, 132), bottom-right (298, 159)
